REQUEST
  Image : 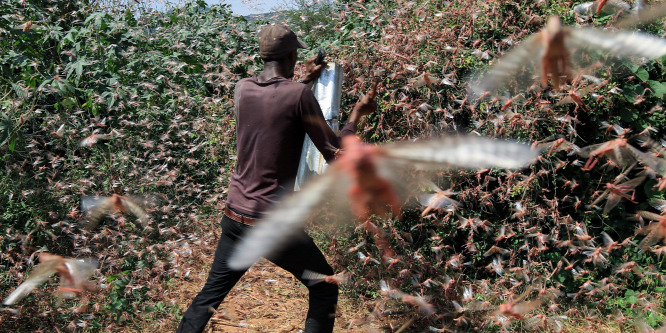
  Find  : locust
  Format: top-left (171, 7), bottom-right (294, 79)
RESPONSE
top-left (3, 253), bottom-right (97, 306)
top-left (469, 15), bottom-right (666, 96)
top-left (417, 180), bottom-right (459, 217)
top-left (228, 134), bottom-right (538, 269)
top-left (81, 194), bottom-right (151, 230)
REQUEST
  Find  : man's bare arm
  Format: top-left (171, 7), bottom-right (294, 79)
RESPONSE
top-left (348, 80), bottom-right (378, 125)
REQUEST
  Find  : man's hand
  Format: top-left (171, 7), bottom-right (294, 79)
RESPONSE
top-left (301, 55), bottom-right (327, 84)
top-left (349, 81), bottom-right (378, 123)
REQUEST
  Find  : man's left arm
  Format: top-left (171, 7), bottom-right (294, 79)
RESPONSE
top-left (299, 81), bottom-right (377, 163)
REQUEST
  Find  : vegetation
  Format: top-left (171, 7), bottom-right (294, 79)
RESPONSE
top-left (1, 0), bottom-right (666, 331)
top-left (0, 0), bottom-right (253, 330)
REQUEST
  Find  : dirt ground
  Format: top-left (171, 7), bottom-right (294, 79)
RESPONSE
top-left (176, 257), bottom-right (379, 333)
top-left (168, 238), bottom-right (622, 333)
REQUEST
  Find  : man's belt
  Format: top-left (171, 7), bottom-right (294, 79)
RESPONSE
top-left (224, 207), bottom-right (258, 226)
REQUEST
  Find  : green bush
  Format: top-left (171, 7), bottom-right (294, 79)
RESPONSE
top-left (2, 0), bottom-right (666, 331)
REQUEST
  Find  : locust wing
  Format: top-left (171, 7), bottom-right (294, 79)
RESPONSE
top-left (3, 255), bottom-right (97, 306)
top-left (468, 35), bottom-right (542, 97)
top-left (577, 140), bottom-right (637, 168)
top-left (81, 195), bottom-right (151, 229)
top-left (79, 134), bottom-right (112, 147)
top-left (471, 19), bottom-right (666, 96)
top-left (634, 317), bottom-right (666, 333)
top-left (228, 136), bottom-right (536, 270)
top-left (602, 174), bottom-right (646, 214)
top-left (228, 169), bottom-right (342, 269)
top-left (81, 196), bottom-right (114, 230)
top-left (418, 180), bottom-right (458, 216)
top-left (119, 196), bottom-right (150, 226)
top-left (381, 135), bottom-right (538, 170)
top-left (58, 259), bottom-right (97, 299)
top-left (617, 1), bottom-right (666, 28)
top-left (574, 0), bottom-right (631, 17)
top-left (636, 210), bottom-right (666, 250)
top-left (568, 28), bottom-right (666, 59)
top-left (513, 299), bottom-right (542, 314)
top-left (3, 259), bottom-right (60, 306)
top-left (628, 145), bottom-right (666, 175)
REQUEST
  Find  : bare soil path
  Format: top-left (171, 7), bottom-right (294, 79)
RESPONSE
top-left (174, 254), bottom-right (375, 333)
top-left (165, 230), bottom-right (620, 333)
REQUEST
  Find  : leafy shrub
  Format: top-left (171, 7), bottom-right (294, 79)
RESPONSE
top-left (0, 0), bottom-right (255, 330)
top-left (2, 0), bottom-right (666, 331)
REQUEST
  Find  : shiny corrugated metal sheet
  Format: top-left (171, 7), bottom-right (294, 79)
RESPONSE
top-left (294, 63), bottom-right (343, 191)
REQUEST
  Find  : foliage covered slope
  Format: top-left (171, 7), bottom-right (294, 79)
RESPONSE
top-left (2, 0), bottom-right (666, 331)
top-left (0, 0), bottom-right (256, 330)
top-left (317, 0), bottom-right (666, 331)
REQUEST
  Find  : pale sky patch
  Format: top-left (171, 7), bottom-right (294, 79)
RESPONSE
top-left (145, 0), bottom-right (286, 15)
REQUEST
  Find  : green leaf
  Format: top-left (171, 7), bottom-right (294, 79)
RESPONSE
top-left (620, 108), bottom-right (639, 122)
top-left (648, 80), bottom-right (665, 98)
top-left (65, 58), bottom-right (90, 79)
top-left (623, 84), bottom-right (639, 103)
top-left (636, 68), bottom-right (650, 82)
top-left (37, 78), bottom-right (52, 91)
top-left (8, 137), bottom-right (16, 152)
top-left (11, 83), bottom-right (27, 99)
top-left (60, 97), bottom-right (77, 109)
top-left (644, 179), bottom-right (661, 199)
top-left (0, 117), bottom-right (12, 146)
top-left (627, 62), bottom-right (639, 73)
top-left (85, 12), bottom-right (108, 29)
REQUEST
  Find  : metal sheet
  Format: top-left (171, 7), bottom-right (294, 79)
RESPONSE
top-left (294, 63), bottom-right (343, 191)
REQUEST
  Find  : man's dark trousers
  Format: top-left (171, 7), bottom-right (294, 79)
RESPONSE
top-left (176, 214), bottom-right (339, 333)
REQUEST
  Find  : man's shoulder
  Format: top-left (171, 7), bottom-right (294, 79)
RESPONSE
top-left (237, 77), bottom-right (254, 86)
top-left (276, 77), bottom-right (309, 89)
top-left (237, 77), bottom-right (307, 89)
top-left (269, 78), bottom-right (311, 97)
top-left (235, 77), bottom-right (250, 92)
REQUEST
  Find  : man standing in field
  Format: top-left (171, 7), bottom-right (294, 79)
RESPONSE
top-left (176, 24), bottom-right (376, 333)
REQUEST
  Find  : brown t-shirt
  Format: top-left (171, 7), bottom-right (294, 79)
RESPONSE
top-left (225, 76), bottom-right (356, 216)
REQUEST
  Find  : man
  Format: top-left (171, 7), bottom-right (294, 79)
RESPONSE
top-left (176, 24), bottom-right (376, 333)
